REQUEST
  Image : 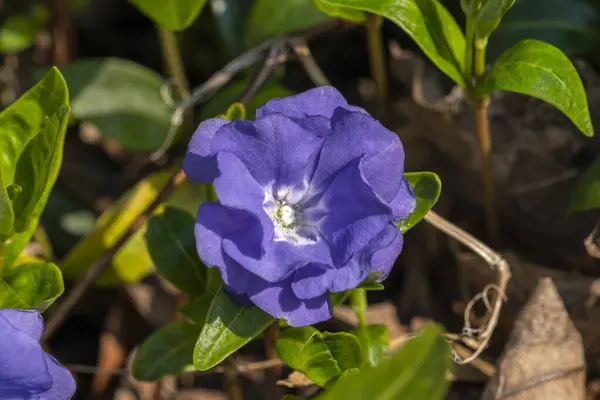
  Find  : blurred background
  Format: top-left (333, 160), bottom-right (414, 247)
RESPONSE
top-left (3, 0), bottom-right (600, 398)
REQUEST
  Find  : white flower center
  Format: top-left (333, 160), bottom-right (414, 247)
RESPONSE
top-left (278, 204), bottom-right (296, 227)
top-left (263, 182), bottom-right (318, 246)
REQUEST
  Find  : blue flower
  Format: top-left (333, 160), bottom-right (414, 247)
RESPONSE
top-left (184, 86), bottom-right (416, 326)
top-left (0, 309), bottom-right (75, 399)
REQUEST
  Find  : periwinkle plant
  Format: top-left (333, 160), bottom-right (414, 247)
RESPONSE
top-left (183, 87), bottom-right (416, 326)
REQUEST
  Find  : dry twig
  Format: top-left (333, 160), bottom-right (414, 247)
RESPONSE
top-left (424, 210), bottom-right (511, 364)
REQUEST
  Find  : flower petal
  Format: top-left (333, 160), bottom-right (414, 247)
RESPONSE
top-left (312, 108), bottom-right (407, 204)
top-left (313, 157), bottom-right (390, 267)
top-left (291, 264), bottom-right (331, 300)
top-left (0, 309), bottom-right (44, 341)
top-left (183, 118), bottom-right (229, 183)
top-left (388, 178), bottom-right (416, 222)
top-left (210, 115), bottom-right (324, 187)
top-left (248, 278), bottom-right (332, 327)
top-left (37, 354), bottom-right (76, 400)
top-left (0, 311), bottom-right (52, 396)
top-left (256, 86), bottom-right (366, 120)
top-left (327, 224), bottom-right (402, 293)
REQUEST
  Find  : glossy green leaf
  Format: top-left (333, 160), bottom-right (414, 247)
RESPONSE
top-left (146, 207), bottom-right (209, 295)
top-left (312, 0), bottom-right (367, 23)
top-left (132, 321), bottom-right (201, 381)
top-left (0, 262), bottom-right (64, 311)
top-left (12, 104), bottom-right (70, 233)
top-left (478, 39), bottom-right (593, 137)
top-left (475, 0), bottom-right (516, 40)
top-left (319, 325), bottom-right (451, 400)
top-left (61, 171), bottom-right (204, 286)
top-left (487, 0), bottom-right (600, 61)
top-left (276, 326), bottom-right (319, 371)
top-left (178, 292), bottom-right (214, 324)
top-left (194, 287), bottom-right (274, 370)
top-left (569, 157), bottom-right (600, 212)
top-left (244, 0), bottom-right (333, 48)
top-left (0, 172), bottom-right (14, 237)
top-left (0, 67), bottom-right (69, 260)
top-left (396, 172), bottom-right (441, 233)
top-left (59, 58), bottom-right (174, 151)
top-left (352, 325), bottom-right (389, 367)
top-left (320, 0), bottom-right (466, 85)
top-left (129, 0), bottom-right (208, 30)
top-left (301, 331), bottom-right (363, 388)
top-left (201, 81), bottom-right (293, 120)
top-left (357, 272), bottom-right (385, 291)
top-left (0, 15), bottom-right (37, 54)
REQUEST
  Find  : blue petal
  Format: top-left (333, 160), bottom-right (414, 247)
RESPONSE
top-left (312, 108), bottom-right (408, 204)
top-left (0, 310), bottom-right (53, 397)
top-left (328, 224), bottom-right (402, 293)
top-left (388, 178), bottom-right (416, 222)
top-left (0, 309), bottom-right (43, 341)
top-left (248, 278), bottom-right (332, 327)
top-left (313, 156), bottom-right (391, 268)
top-left (210, 114), bottom-right (324, 187)
top-left (183, 118), bottom-right (229, 183)
top-left (35, 355), bottom-right (76, 400)
top-left (256, 86), bottom-right (366, 120)
top-left (290, 264), bottom-right (331, 300)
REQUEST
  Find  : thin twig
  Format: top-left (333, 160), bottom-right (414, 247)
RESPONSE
top-left (149, 21), bottom-right (347, 162)
top-left (424, 211), bottom-right (511, 365)
top-left (238, 42), bottom-right (288, 106)
top-left (42, 169), bottom-right (187, 341)
top-left (288, 37), bottom-right (331, 87)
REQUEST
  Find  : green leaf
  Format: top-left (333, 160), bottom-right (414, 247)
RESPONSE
top-left (0, 262), bottom-right (64, 311)
top-left (276, 326), bottom-right (319, 371)
top-left (475, 0), bottom-right (516, 40)
top-left (132, 321), bottom-right (201, 381)
top-left (61, 170), bottom-right (205, 286)
top-left (487, 0), bottom-right (600, 61)
top-left (0, 15), bottom-right (37, 54)
top-left (478, 39), bottom-right (593, 137)
top-left (300, 331), bottom-right (363, 388)
top-left (0, 172), bottom-right (14, 237)
top-left (319, 325), bottom-right (451, 400)
top-left (569, 157), bottom-right (600, 212)
top-left (244, 0), bottom-right (333, 48)
top-left (194, 287), bottom-right (274, 370)
top-left (146, 207), bottom-right (209, 295)
top-left (201, 81), bottom-right (293, 120)
top-left (357, 272), bottom-right (385, 291)
top-left (12, 104), bottom-right (70, 233)
top-left (351, 325), bottom-right (389, 367)
top-left (312, 0), bottom-right (367, 23)
top-left (178, 292), bottom-right (214, 324)
top-left (59, 58), bottom-right (175, 151)
top-left (320, 0), bottom-right (466, 85)
top-left (129, 0), bottom-right (208, 30)
top-left (0, 67), bottom-right (69, 256)
top-left (396, 172), bottom-right (441, 233)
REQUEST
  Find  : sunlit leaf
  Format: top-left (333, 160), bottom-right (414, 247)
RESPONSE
top-left (475, 0), bottom-right (516, 40)
top-left (396, 172), bottom-right (441, 233)
top-left (0, 262), bottom-right (64, 312)
top-left (478, 39), bottom-right (593, 137)
top-left (129, 0), bottom-right (208, 30)
top-left (319, 0), bottom-right (466, 85)
top-left (276, 326), bottom-right (319, 371)
top-left (312, 0), bottom-right (367, 23)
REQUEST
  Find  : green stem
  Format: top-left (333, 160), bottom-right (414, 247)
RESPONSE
top-left (157, 26), bottom-right (190, 100)
top-left (473, 39), bottom-right (498, 244)
top-left (365, 14), bottom-right (388, 111)
top-left (350, 289), bottom-right (368, 327)
top-left (464, 14), bottom-right (474, 86)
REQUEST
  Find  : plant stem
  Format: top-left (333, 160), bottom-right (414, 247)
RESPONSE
top-left (365, 14), bottom-right (387, 111)
top-left (157, 26), bottom-right (190, 100)
top-left (473, 39), bottom-right (497, 244)
top-left (464, 14), bottom-right (474, 85)
top-left (350, 289), bottom-right (368, 327)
